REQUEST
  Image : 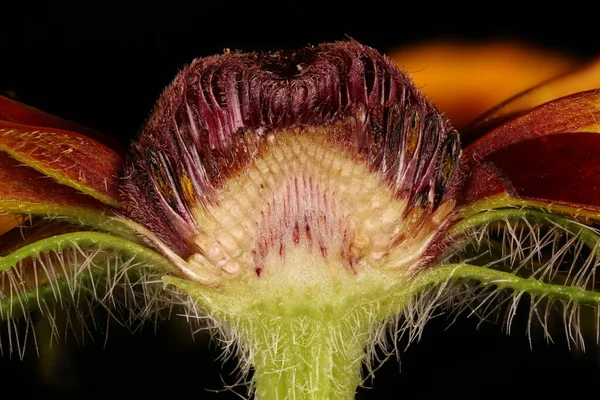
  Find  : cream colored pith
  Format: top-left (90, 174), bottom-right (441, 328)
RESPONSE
top-left (185, 127), bottom-right (454, 285)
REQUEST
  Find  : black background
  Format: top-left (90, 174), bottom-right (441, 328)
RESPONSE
top-left (1, 2), bottom-right (600, 398)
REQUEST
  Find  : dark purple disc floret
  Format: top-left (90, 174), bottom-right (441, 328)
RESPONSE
top-left (120, 41), bottom-right (461, 259)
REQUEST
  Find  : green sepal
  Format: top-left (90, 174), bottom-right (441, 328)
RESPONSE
top-left (0, 231), bottom-right (177, 320)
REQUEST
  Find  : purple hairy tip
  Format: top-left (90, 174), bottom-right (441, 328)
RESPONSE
top-left (120, 40), bottom-right (461, 259)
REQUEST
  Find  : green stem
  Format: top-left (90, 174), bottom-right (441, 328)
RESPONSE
top-left (247, 313), bottom-right (369, 399)
top-left (164, 270), bottom-right (410, 400)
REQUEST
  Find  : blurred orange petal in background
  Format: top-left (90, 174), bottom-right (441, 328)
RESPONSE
top-left (390, 41), bottom-right (581, 129)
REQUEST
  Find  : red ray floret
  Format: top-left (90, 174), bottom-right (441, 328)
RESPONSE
top-left (0, 97), bottom-right (123, 207)
top-left (461, 90), bottom-right (600, 213)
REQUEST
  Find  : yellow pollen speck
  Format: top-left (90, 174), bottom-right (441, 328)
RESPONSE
top-left (180, 172), bottom-right (196, 204)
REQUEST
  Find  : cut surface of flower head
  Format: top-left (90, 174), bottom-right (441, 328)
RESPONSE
top-left (121, 41), bottom-right (461, 288)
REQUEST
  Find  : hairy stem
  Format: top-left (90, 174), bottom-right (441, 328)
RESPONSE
top-left (164, 268), bottom-right (413, 400)
top-left (243, 310), bottom-right (371, 399)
